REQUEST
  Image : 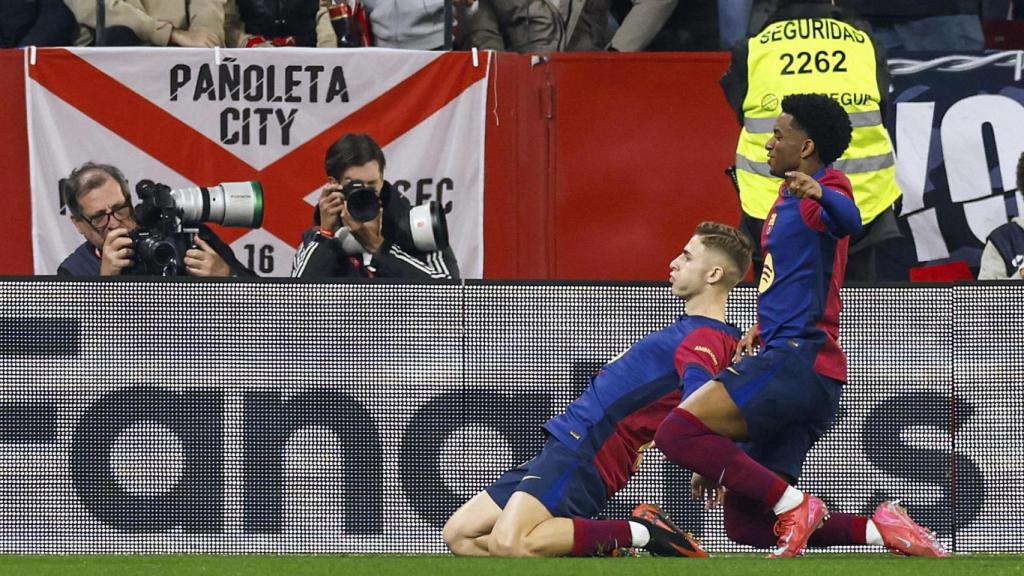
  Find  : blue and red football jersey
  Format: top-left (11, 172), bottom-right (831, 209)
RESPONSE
top-left (757, 167), bottom-right (862, 383)
top-left (543, 314), bottom-right (740, 496)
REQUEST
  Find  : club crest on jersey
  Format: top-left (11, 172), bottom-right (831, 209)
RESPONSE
top-left (765, 213), bottom-right (778, 235)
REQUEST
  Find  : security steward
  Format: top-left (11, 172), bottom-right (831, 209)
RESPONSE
top-left (722, 0), bottom-right (901, 282)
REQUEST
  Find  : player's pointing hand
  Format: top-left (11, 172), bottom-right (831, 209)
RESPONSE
top-left (784, 171), bottom-right (822, 201)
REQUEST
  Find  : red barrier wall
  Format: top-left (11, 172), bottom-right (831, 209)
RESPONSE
top-left (0, 50), bottom-right (33, 275)
top-left (481, 52), bottom-right (738, 279)
top-left (0, 49), bottom-right (738, 280)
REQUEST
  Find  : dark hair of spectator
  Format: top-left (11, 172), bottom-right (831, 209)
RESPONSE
top-left (695, 221), bottom-right (754, 285)
top-left (781, 93), bottom-right (852, 166)
top-left (59, 163), bottom-right (131, 217)
top-left (324, 133), bottom-right (387, 180)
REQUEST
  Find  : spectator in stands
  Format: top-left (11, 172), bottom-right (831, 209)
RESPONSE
top-left (980, 216), bottom-right (1024, 280)
top-left (722, 0), bottom-right (901, 282)
top-left (360, 0), bottom-right (440, 49)
top-left (57, 162), bottom-right (253, 277)
top-left (719, 0), bottom-right (753, 48)
top-left (979, 153), bottom-right (1024, 280)
top-left (353, 0), bottom-right (481, 50)
top-left (614, 0), bottom-right (709, 51)
top-left (850, 0), bottom-right (984, 51)
top-left (1, 0), bottom-right (77, 48)
top-left (65, 0), bottom-right (226, 47)
top-left (466, 0), bottom-right (677, 52)
top-left (290, 133), bottom-right (460, 279)
top-left (224, 0), bottom-right (336, 47)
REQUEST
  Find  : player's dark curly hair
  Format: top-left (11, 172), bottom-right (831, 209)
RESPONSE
top-left (781, 94), bottom-right (852, 166)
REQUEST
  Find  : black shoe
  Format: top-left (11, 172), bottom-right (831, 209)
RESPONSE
top-left (630, 503), bottom-right (709, 558)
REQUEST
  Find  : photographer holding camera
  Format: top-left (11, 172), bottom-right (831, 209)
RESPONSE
top-left (57, 162), bottom-right (257, 278)
top-left (291, 133), bottom-right (460, 279)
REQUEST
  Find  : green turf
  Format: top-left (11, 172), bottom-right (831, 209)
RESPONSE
top-left (2, 554), bottom-right (1023, 576)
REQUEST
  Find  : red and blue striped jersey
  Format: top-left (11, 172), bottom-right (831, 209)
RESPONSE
top-left (543, 314), bottom-right (740, 496)
top-left (757, 167), bottom-right (861, 383)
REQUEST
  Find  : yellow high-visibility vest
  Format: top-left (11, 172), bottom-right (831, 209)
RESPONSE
top-left (736, 18), bottom-right (900, 224)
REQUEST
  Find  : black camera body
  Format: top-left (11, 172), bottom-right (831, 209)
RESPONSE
top-left (122, 179), bottom-right (265, 276)
top-left (341, 179), bottom-right (381, 222)
top-left (124, 180), bottom-right (195, 276)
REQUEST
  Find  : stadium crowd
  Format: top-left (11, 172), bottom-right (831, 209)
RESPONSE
top-left (2, 0), bottom-right (1022, 51)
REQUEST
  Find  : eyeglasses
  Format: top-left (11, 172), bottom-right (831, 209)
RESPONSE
top-left (85, 204), bottom-right (132, 229)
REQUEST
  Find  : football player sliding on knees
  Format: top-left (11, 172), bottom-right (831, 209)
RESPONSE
top-left (443, 222), bottom-right (755, 557)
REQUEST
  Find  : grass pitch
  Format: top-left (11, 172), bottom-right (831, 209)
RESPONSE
top-left (3, 554), bottom-right (1023, 576)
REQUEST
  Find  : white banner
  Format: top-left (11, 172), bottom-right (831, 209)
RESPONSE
top-left (26, 47), bottom-right (489, 277)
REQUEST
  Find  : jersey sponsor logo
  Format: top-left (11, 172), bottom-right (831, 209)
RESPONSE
top-left (759, 252), bottom-right (775, 293)
top-left (694, 345), bottom-right (720, 369)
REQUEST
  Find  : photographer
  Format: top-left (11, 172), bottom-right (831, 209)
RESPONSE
top-left (57, 162), bottom-right (255, 278)
top-left (291, 134), bottom-right (460, 279)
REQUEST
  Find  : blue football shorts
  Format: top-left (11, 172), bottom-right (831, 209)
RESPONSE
top-left (485, 437), bottom-right (608, 518)
top-left (717, 338), bottom-right (843, 481)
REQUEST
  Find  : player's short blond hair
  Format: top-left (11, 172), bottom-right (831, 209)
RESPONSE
top-left (695, 221), bottom-right (753, 286)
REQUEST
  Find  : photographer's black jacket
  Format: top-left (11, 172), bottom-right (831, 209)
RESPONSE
top-left (56, 225), bottom-right (257, 277)
top-left (290, 181), bottom-right (460, 279)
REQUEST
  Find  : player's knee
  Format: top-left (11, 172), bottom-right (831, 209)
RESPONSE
top-left (656, 407), bottom-right (716, 464)
top-left (654, 411), bottom-right (693, 464)
top-left (441, 519), bottom-right (468, 555)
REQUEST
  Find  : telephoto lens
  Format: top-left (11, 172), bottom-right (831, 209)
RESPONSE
top-left (409, 201), bottom-right (450, 252)
top-left (170, 182), bottom-right (264, 228)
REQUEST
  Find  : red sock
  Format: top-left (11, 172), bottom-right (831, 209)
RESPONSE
top-left (723, 491), bottom-right (868, 548)
top-left (723, 492), bottom-right (777, 548)
top-left (570, 518), bottom-right (632, 556)
top-left (809, 512), bottom-right (868, 547)
top-left (654, 407), bottom-right (790, 507)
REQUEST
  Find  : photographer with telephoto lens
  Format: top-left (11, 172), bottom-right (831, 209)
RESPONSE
top-left (57, 162), bottom-right (258, 278)
top-left (291, 133), bottom-right (459, 279)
